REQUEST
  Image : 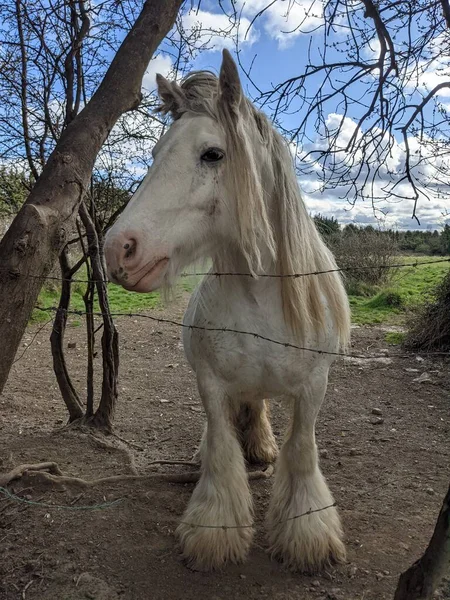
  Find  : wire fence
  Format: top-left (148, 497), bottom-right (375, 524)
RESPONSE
top-left (31, 305), bottom-right (450, 361)
top-left (1, 256), bottom-right (450, 285)
top-left (4, 255), bottom-right (449, 365)
top-left (0, 470), bottom-right (408, 529)
top-left (2, 256), bottom-right (448, 533)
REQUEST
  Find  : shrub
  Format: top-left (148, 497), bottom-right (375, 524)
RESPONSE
top-left (366, 290), bottom-right (404, 309)
top-left (326, 229), bottom-right (398, 288)
top-left (404, 270), bottom-right (450, 352)
top-left (345, 280), bottom-right (378, 297)
top-left (415, 242), bottom-right (431, 254)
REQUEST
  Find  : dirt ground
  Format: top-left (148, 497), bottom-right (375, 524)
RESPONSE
top-left (1, 294), bottom-right (449, 600)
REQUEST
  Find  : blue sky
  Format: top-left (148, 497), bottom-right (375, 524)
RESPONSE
top-left (0, 1), bottom-right (448, 230)
top-left (140, 1), bottom-right (450, 232)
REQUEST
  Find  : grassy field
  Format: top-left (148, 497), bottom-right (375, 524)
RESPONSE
top-left (349, 256), bottom-right (449, 326)
top-left (34, 256), bottom-right (449, 335)
top-left (33, 270), bottom-right (201, 324)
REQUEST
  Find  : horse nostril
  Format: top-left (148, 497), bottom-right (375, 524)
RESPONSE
top-left (123, 239), bottom-right (137, 260)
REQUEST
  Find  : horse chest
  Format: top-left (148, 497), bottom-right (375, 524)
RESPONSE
top-left (182, 281), bottom-right (316, 395)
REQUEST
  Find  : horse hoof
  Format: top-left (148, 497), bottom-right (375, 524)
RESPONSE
top-left (244, 438), bottom-right (279, 464)
top-left (267, 502), bottom-right (346, 572)
top-left (176, 520), bottom-right (253, 571)
top-left (268, 530), bottom-right (346, 572)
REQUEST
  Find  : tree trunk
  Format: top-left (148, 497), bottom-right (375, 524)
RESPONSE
top-left (0, 0), bottom-right (183, 394)
top-left (79, 203), bottom-right (119, 431)
top-left (50, 249), bottom-right (85, 422)
top-left (77, 214), bottom-right (95, 418)
top-left (394, 482), bottom-right (450, 599)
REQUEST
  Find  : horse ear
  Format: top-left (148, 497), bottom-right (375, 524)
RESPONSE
top-left (218, 49), bottom-right (242, 111)
top-left (156, 73), bottom-right (185, 117)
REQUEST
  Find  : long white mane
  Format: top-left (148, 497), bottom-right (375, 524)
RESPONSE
top-left (158, 72), bottom-right (350, 348)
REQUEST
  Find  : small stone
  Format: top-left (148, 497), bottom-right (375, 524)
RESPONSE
top-left (413, 372), bottom-right (431, 383)
top-left (416, 356), bottom-right (424, 362)
top-left (239, 574), bottom-right (246, 579)
top-left (68, 342), bottom-right (76, 349)
top-left (371, 408), bottom-right (382, 416)
top-left (311, 580), bottom-right (321, 588)
top-left (399, 541), bottom-right (410, 551)
top-left (426, 487), bottom-right (435, 496)
top-left (376, 572), bottom-right (384, 580)
top-left (370, 417), bottom-right (384, 425)
top-left (349, 565), bottom-right (358, 578)
top-left (159, 399), bottom-right (170, 404)
top-left (383, 570), bottom-right (390, 576)
top-left (405, 367), bottom-right (419, 373)
top-left (349, 448), bottom-right (359, 456)
top-left (319, 449), bottom-right (329, 459)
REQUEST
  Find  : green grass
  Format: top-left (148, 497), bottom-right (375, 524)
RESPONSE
top-left (349, 255), bottom-right (450, 325)
top-left (384, 331), bottom-right (406, 345)
top-left (32, 268), bottom-right (202, 324)
top-left (33, 256), bottom-right (449, 328)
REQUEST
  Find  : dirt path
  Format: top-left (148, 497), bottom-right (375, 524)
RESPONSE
top-left (1, 296), bottom-right (449, 600)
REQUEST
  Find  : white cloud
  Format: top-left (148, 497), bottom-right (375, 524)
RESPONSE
top-left (297, 112), bottom-right (450, 230)
top-left (240, 0), bottom-right (323, 47)
top-left (142, 54), bottom-right (173, 93)
top-left (406, 32), bottom-right (450, 97)
top-left (182, 9), bottom-right (257, 51)
top-left (302, 186), bottom-right (449, 231)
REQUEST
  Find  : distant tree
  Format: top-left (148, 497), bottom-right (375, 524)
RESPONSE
top-left (0, 168), bottom-right (29, 216)
top-left (313, 213), bottom-right (340, 236)
top-left (442, 224), bottom-right (450, 254)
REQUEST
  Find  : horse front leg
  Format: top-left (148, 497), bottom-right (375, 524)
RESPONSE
top-left (176, 369), bottom-right (253, 570)
top-left (193, 400), bottom-right (278, 465)
top-left (266, 370), bottom-right (345, 572)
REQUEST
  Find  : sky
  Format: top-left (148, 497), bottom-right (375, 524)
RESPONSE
top-left (2, 0), bottom-right (446, 231)
top-left (141, 0), bottom-right (450, 232)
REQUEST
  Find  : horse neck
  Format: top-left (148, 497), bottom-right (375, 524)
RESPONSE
top-left (211, 225), bottom-right (279, 299)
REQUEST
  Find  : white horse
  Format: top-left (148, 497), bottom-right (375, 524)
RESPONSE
top-left (104, 49), bottom-right (351, 573)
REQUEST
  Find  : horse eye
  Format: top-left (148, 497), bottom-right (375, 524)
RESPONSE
top-left (201, 148), bottom-right (224, 163)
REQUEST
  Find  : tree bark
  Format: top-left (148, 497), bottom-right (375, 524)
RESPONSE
top-left (50, 249), bottom-right (85, 422)
top-left (77, 214), bottom-right (95, 418)
top-left (79, 203), bottom-right (119, 431)
top-left (0, 0), bottom-right (183, 394)
top-left (394, 482), bottom-right (450, 600)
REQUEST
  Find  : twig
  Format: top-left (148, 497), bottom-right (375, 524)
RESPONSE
top-left (22, 579), bottom-right (34, 600)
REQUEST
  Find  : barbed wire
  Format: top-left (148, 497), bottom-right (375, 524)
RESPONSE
top-left (0, 469), bottom-right (411, 529)
top-left (179, 502), bottom-right (337, 530)
top-left (32, 305), bottom-right (450, 360)
top-left (3, 258), bottom-right (448, 533)
top-left (179, 472), bottom-right (411, 530)
top-left (1, 256), bottom-right (449, 286)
